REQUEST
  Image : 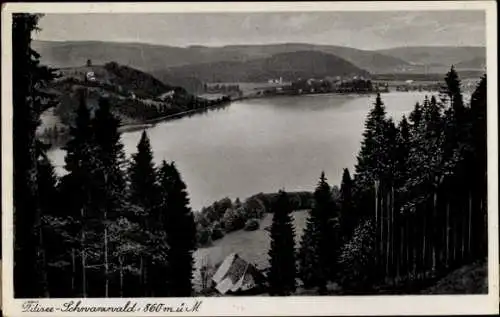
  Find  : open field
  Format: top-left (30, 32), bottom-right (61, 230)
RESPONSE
top-left (192, 210), bottom-right (309, 290)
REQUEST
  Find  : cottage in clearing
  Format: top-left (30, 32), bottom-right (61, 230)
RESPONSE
top-left (211, 253), bottom-right (266, 295)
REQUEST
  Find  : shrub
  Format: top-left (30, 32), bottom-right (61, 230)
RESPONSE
top-left (211, 221), bottom-right (224, 241)
top-left (222, 208), bottom-right (245, 232)
top-left (244, 218), bottom-right (260, 231)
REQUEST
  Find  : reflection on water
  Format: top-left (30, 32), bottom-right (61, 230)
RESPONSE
top-left (48, 92), bottom-right (431, 210)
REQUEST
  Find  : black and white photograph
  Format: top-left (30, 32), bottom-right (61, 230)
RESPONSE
top-left (1, 1), bottom-right (498, 316)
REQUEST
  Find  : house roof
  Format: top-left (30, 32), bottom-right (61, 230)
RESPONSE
top-left (212, 253), bottom-right (263, 295)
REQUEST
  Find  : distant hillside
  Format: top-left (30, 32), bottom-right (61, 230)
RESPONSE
top-left (38, 62), bottom-right (226, 147)
top-left (32, 40), bottom-right (207, 93)
top-left (32, 40), bottom-right (211, 69)
top-left (32, 40), bottom-right (407, 77)
top-left (455, 56), bottom-right (486, 70)
top-left (161, 51), bottom-right (370, 83)
top-left (376, 46), bottom-right (486, 69)
top-left (149, 71), bottom-right (205, 94)
top-left (34, 41), bottom-right (484, 84)
top-left (200, 43), bottom-right (409, 74)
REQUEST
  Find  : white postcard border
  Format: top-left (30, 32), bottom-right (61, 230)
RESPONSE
top-left (2, 1), bottom-right (498, 316)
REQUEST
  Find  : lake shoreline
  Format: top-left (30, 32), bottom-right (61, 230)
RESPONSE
top-left (117, 90), bottom-right (384, 133)
top-left (117, 100), bottom-right (233, 133)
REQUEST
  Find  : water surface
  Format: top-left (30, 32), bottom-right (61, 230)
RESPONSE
top-left (48, 92), bottom-right (430, 210)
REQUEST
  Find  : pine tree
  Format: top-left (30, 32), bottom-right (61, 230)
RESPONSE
top-left (470, 75), bottom-right (486, 164)
top-left (383, 118), bottom-right (399, 184)
top-left (403, 95), bottom-right (449, 275)
top-left (63, 90), bottom-right (95, 174)
top-left (128, 130), bottom-right (160, 295)
top-left (408, 102), bottom-right (423, 132)
top-left (93, 98), bottom-right (126, 180)
top-left (442, 66), bottom-right (467, 168)
top-left (353, 93), bottom-right (391, 219)
top-left (442, 65), bottom-right (465, 115)
top-left (37, 156), bottom-right (67, 296)
top-left (355, 93), bottom-right (388, 187)
top-left (299, 172), bottom-right (337, 293)
top-left (159, 161), bottom-right (197, 297)
top-left (13, 13), bottom-right (58, 297)
top-left (268, 190), bottom-right (296, 295)
top-left (37, 156), bottom-right (59, 217)
top-left (339, 168), bottom-right (355, 240)
top-left (405, 96), bottom-right (443, 199)
top-left (469, 75), bottom-right (487, 258)
top-left (60, 89), bottom-right (110, 297)
top-left (91, 97), bottom-right (128, 297)
top-left (470, 75), bottom-right (487, 189)
top-left (441, 67), bottom-right (471, 267)
top-left (395, 115), bottom-right (410, 188)
top-left (421, 96), bottom-right (446, 189)
top-left (129, 130), bottom-right (160, 225)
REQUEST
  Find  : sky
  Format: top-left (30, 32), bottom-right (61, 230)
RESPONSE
top-left (34, 11), bottom-right (486, 50)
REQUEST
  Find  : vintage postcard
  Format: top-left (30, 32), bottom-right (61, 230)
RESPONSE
top-left (1, 1), bottom-right (498, 316)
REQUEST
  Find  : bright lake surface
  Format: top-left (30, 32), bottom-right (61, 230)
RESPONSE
top-left (48, 92), bottom-right (431, 210)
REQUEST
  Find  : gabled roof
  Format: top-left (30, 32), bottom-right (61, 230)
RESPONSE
top-left (212, 253), bottom-right (264, 295)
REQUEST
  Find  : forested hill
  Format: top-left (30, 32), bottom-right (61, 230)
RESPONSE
top-left (32, 40), bottom-right (407, 74)
top-left (159, 51), bottom-right (370, 83)
top-left (56, 61), bottom-right (178, 97)
top-left (376, 46), bottom-right (486, 69)
top-left (455, 57), bottom-right (486, 70)
top-left (32, 41), bottom-right (486, 80)
top-left (38, 62), bottom-right (226, 145)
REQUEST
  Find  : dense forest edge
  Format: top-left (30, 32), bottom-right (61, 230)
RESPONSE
top-left (13, 13), bottom-right (487, 298)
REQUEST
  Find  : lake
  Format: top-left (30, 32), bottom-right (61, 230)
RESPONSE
top-left (48, 91), bottom-right (431, 210)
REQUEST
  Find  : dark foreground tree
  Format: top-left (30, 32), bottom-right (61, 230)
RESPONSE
top-left (129, 131), bottom-right (159, 223)
top-left (395, 115), bottom-right (411, 188)
top-left (37, 156), bottom-right (69, 297)
top-left (339, 168), bottom-right (356, 241)
top-left (37, 156), bottom-right (59, 218)
top-left (353, 93), bottom-right (391, 220)
top-left (469, 75), bottom-right (487, 258)
top-left (13, 13), bottom-right (59, 297)
top-left (59, 91), bottom-right (103, 297)
top-left (128, 130), bottom-right (160, 295)
top-left (159, 161), bottom-right (197, 296)
top-left (298, 172), bottom-right (337, 293)
top-left (91, 97), bottom-right (128, 297)
top-left (268, 190), bottom-right (296, 295)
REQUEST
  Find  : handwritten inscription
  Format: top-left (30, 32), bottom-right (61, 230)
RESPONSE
top-left (22, 300), bottom-right (203, 314)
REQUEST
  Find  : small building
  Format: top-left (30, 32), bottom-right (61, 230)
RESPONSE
top-left (211, 253), bottom-right (266, 295)
top-left (85, 71), bottom-right (96, 82)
